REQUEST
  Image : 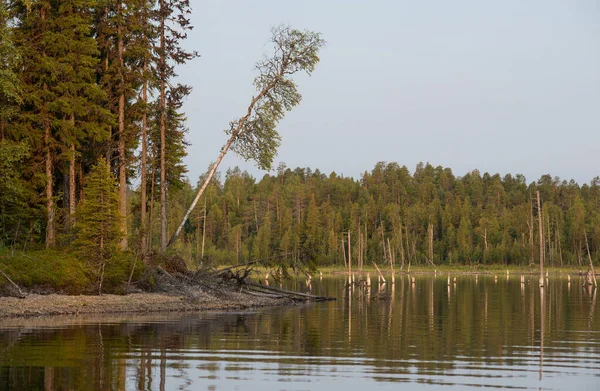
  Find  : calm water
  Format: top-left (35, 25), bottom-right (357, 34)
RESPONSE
top-left (0, 274), bottom-right (598, 390)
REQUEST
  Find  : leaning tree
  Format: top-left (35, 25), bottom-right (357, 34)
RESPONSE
top-left (167, 26), bottom-right (325, 248)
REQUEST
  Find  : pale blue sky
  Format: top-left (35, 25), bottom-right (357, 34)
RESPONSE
top-left (178, 0), bottom-right (600, 184)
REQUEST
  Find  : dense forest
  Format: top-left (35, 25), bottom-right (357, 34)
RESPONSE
top-left (0, 0), bottom-right (195, 254)
top-left (1, 1), bottom-right (598, 274)
top-left (167, 163), bottom-right (600, 268)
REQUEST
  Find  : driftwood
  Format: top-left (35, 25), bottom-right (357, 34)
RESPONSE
top-left (584, 230), bottom-right (598, 287)
top-left (212, 253), bottom-right (293, 275)
top-left (151, 263), bottom-right (335, 303)
top-left (0, 267), bottom-right (26, 298)
top-left (372, 262), bottom-right (386, 283)
top-left (245, 281), bottom-right (334, 302)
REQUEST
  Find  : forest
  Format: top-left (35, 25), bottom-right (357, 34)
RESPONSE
top-left (0, 1), bottom-right (598, 291)
top-left (166, 163), bottom-right (600, 269)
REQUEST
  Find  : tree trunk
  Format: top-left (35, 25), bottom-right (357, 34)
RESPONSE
top-left (348, 230), bottom-right (351, 275)
top-left (557, 217), bottom-right (563, 266)
top-left (529, 193), bottom-right (534, 265)
top-left (584, 229), bottom-right (597, 287)
top-left (148, 153), bottom-right (156, 251)
top-left (387, 237), bottom-right (393, 267)
top-left (42, 4), bottom-right (54, 248)
top-left (405, 223), bottom-right (410, 264)
top-left (358, 223), bottom-right (362, 270)
top-left (118, 9), bottom-right (127, 250)
top-left (428, 222), bottom-right (434, 266)
top-left (341, 237), bottom-right (346, 267)
top-left (201, 198), bottom-right (206, 260)
top-left (398, 219), bottom-right (405, 268)
top-left (546, 211), bottom-right (552, 266)
top-left (69, 136), bottom-right (76, 227)
top-left (45, 121), bottom-right (54, 248)
top-left (166, 73), bottom-right (286, 248)
top-left (537, 191), bottom-right (544, 286)
top-left (159, 0), bottom-right (167, 252)
top-left (140, 67), bottom-right (148, 257)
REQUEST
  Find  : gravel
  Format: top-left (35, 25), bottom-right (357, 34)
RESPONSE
top-left (0, 288), bottom-right (292, 318)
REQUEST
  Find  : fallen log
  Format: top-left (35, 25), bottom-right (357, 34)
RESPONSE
top-left (245, 281), bottom-right (335, 302)
top-left (243, 290), bottom-right (282, 299)
top-left (0, 267), bottom-right (26, 298)
top-left (372, 262), bottom-right (386, 283)
top-left (212, 253), bottom-right (294, 275)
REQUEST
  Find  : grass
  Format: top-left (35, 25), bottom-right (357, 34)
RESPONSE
top-left (0, 248), bottom-right (139, 294)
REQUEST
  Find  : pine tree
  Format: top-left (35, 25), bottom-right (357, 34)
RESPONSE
top-left (73, 158), bottom-right (123, 294)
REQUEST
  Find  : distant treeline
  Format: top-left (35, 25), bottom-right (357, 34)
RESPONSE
top-left (164, 162), bottom-right (599, 268)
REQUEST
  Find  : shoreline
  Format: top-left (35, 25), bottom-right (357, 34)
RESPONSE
top-left (1, 266), bottom-right (594, 320)
top-left (0, 289), bottom-right (293, 320)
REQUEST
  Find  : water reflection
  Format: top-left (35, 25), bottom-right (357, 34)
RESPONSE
top-left (0, 276), bottom-right (598, 390)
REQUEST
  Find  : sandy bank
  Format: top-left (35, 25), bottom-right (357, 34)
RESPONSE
top-left (0, 289), bottom-right (292, 319)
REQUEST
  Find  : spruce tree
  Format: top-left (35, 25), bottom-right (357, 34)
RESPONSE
top-left (155, 0), bottom-right (198, 252)
top-left (0, 1), bottom-right (21, 140)
top-left (73, 158), bottom-right (123, 295)
top-left (13, 0), bottom-right (112, 246)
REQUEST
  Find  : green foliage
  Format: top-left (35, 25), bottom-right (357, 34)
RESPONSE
top-left (229, 26), bottom-right (325, 170)
top-left (0, 1), bottom-right (21, 125)
top-left (173, 163), bottom-right (600, 268)
top-left (72, 158), bottom-right (123, 293)
top-left (0, 141), bottom-right (35, 246)
top-left (0, 249), bottom-right (89, 294)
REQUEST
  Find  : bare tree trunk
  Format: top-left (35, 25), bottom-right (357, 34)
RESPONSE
top-left (41, 6), bottom-right (54, 248)
top-left (428, 222), bottom-right (434, 266)
top-left (364, 218), bottom-right (368, 265)
top-left (341, 237), bottom-right (347, 267)
top-left (148, 155), bottom-right (156, 251)
top-left (118, 4), bottom-right (128, 250)
top-left (201, 198), bottom-right (206, 260)
top-left (159, 0), bottom-right (167, 252)
top-left (69, 137), bottom-right (76, 228)
top-left (44, 367), bottom-right (54, 391)
top-left (405, 222), bottom-right (411, 265)
top-left (348, 230), bottom-right (352, 275)
top-left (584, 229), bottom-right (597, 287)
top-left (196, 204), bottom-right (200, 262)
top-left (537, 191), bottom-right (544, 287)
top-left (140, 65), bottom-right (148, 258)
top-left (546, 211), bottom-right (552, 266)
top-left (387, 237), bottom-right (393, 267)
top-left (557, 217), bottom-right (563, 266)
top-left (381, 224), bottom-right (387, 264)
top-left (529, 193), bottom-right (534, 265)
top-left (166, 74), bottom-right (287, 248)
top-left (358, 223), bottom-right (362, 270)
top-left (399, 218), bottom-right (405, 268)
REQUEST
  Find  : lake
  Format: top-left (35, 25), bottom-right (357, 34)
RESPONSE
top-left (0, 274), bottom-right (598, 390)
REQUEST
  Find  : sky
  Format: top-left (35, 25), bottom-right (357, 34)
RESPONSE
top-left (177, 0), bottom-right (600, 185)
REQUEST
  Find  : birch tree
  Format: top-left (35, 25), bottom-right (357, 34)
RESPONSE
top-left (167, 26), bottom-right (325, 248)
